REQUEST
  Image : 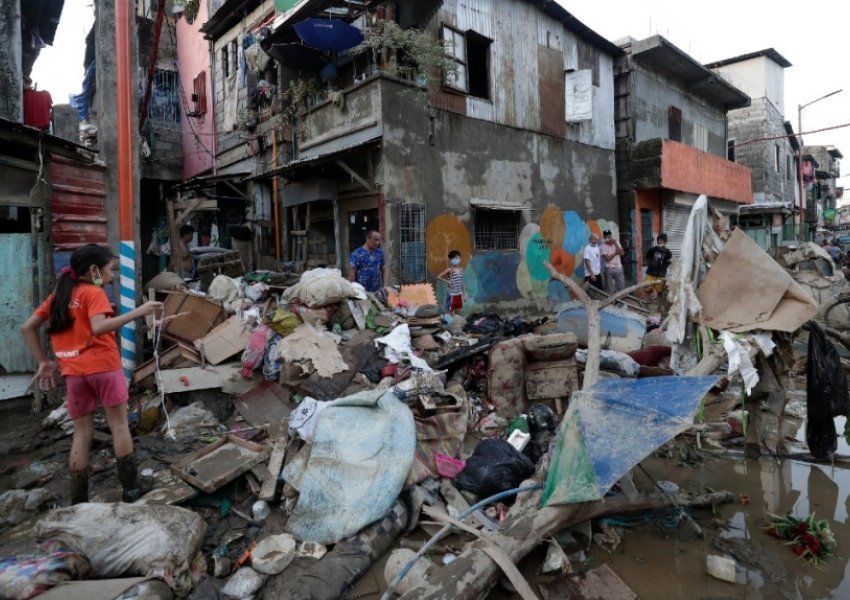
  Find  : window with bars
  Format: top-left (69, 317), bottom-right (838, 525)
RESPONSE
top-left (399, 203), bottom-right (427, 283)
top-left (474, 209), bottom-right (520, 251)
top-left (139, 68), bottom-right (180, 123)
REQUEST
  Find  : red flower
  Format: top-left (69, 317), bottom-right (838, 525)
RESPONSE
top-left (766, 527), bottom-right (780, 538)
top-left (793, 544), bottom-right (806, 556)
top-left (803, 534), bottom-right (821, 555)
top-left (794, 522), bottom-right (809, 536)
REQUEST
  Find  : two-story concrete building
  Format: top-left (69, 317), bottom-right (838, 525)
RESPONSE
top-left (614, 35), bottom-right (753, 279)
top-left (249, 0), bottom-right (620, 314)
top-left (706, 49), bottom-right (801, 248)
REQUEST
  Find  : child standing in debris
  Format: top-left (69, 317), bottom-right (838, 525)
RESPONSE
top-left (21, 244), bottom-right (162, 504)
top-left (437, 250), bottom-right (465, 314)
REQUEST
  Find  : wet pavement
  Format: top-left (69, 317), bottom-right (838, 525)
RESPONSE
top-left (590, 416), bottom-right (850, 599)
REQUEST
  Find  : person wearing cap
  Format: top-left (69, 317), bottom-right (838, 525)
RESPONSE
top-left (645, 233), bottom-right (672, 300)
top-left (601, 229), bottom-right (625, 293)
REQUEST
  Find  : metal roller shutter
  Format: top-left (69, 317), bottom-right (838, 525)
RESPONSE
top-left (662, 204), bottom-right (691, 258)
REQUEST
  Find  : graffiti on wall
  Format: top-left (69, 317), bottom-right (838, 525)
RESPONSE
top-left (425, 207), bottom-right (618, 310)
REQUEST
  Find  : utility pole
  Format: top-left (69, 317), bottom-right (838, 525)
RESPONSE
top-left (797, 89), bottom-right (842, 241)
top-left (96, 0), bottom-right (140, 378)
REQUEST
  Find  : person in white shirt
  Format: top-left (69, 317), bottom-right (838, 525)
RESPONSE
top-left (583, 233), bottom-right (603, 289)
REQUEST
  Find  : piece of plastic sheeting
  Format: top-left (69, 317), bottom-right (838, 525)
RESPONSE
top-left (543, 376), bottom-right (718, 506)
top-left (283, 388), bottom-right (415, 544)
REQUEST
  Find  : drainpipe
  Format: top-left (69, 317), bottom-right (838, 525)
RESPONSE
top-left (208, 9), bottom-right (218, 175)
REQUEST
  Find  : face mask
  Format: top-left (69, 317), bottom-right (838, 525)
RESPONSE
top-left (92, 266), bottom-right (104, 287)
top-left (450, 258), bottom-right (461, 266)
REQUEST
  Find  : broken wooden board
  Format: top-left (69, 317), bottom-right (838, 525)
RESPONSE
top-left (234, 381), bottom-right (292, 437)
top-left (387, 284), bottom-right (438, 309)
top-left (133, 343), bottom-right (201, 386)
top-left (171, 434), bottom-right (270, 494)
top-left (134, 469), bottom-right (197, 506)
top-left (162, 291), bottom-right (227, 344)
top-left (158, 363), bottom-right (242, 394)
top-left (194, 316), bottom-right (253, 365)
top-left (259, 423), bottom-right (289, 501)
top-left (538, 564), bottom-right (637, 600)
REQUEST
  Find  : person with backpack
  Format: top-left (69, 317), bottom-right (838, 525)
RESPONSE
top-left (21, 244), bottom-right (162, 504)
top-left (645, 233), bottom-right (673, 300)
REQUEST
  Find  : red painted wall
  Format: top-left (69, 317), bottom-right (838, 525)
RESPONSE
top-left (660, 140), bottom-right (753, 204)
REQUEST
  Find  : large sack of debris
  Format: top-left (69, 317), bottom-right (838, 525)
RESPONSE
top-left (283, 268), bottom-right (359, 308)
top-left (35, 503), bottom-right (206, 596)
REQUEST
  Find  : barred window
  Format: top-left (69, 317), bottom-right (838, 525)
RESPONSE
top-left (474, 209), bottom-right (519, 251)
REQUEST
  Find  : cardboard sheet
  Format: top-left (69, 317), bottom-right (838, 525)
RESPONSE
top-left (696, 229), bottom-right (818, 333)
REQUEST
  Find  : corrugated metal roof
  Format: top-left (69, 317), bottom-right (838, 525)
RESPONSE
top-left (50, 155), bottom-right (107, 250)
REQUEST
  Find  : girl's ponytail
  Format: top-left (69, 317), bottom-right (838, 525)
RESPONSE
top-left (47, 244), bottom-right (116, 333)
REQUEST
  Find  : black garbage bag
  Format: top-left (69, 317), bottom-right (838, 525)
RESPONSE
top-left (805, 322), bottom-right (849, 458)
top-left (464, 313), bottom-right (505, 336)
top-left (455, 438), bottom-right (535, 498)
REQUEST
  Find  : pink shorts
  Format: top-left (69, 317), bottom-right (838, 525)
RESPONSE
top-left (65, 369), bottom-right (129, 419)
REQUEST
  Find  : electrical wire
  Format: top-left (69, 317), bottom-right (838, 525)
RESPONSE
top-left (380, 483), bottom-right (544, 600)
top-left (151, 308), bottom-right (175, 440)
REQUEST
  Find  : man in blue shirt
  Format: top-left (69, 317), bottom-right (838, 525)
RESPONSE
top-left (348, 230), bottom-right (386, 292)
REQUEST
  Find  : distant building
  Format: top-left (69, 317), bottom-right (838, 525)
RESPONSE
top-left (706, 49), bottom-right (801, 248)
top-left (803, 145), bottom-right (842, 228)
top-left (614, 35), bottom-right (753, 279)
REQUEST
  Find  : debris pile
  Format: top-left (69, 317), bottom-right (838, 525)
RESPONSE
top-left (3, 196), bottom-right (850, 598)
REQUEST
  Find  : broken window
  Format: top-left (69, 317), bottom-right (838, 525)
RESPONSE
top-left (466, 31), bottom-right (491, 100)
top-left (399, 203), bottom-right (427, 283)
top-left (441, 25), bottom-right (491, 99)
top-left (221, 45), bottom-right (229, 79)
top-left (727, 139), bottom-right (735, 162)
top-left (474, 209), bottom-right (520, 251)
top-left (192, 71), bottom-right (207, 116)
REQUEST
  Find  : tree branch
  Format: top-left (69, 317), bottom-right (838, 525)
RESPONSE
top-left (599, 279), bottom-right (665, 310)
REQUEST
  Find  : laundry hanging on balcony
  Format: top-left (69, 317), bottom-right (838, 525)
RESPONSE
top-left (293, 18), bottom-right (363, 53)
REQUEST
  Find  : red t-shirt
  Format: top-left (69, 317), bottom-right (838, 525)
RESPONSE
top-left (35, 285), bottom-right (122, 377)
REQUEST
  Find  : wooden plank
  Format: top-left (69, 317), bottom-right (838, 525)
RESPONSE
top-left (158, 363), bottom-right (242, 394)
top-left (234, 381), bottom-right (292, 437)
top-left (259, 422), bottom-right (289, 501)
top-left (251, 464), bottom-right (273, 482)
top-left (133, 343), bottom-right (202, 384)
top-left (194, 316), bottom-right (253, 365)
top-left (171, 434), bottom-right (270, 494)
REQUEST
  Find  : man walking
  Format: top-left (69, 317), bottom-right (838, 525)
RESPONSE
top-left (645, 233), bottom-right (672, 300)
top-left (583, 233), bottom-right (603, 290)
top-left (601, 229), bottom-right (625, 293)
top-left (348, 230), bottom-right (386, 292)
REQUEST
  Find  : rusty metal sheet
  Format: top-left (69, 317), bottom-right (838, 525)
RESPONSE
top-left (50, 155), bottom-right (107, 250)
top-left (538, 45), bottom-right (566, 138)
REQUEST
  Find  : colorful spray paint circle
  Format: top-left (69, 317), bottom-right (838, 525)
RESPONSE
top-left (525, 232), bottom-right (552, 281)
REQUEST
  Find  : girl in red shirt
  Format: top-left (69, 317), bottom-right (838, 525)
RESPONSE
top-left (21, 244), bottom-right (162, 504)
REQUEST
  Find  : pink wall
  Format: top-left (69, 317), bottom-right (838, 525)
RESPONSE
top-left (176, 1), bottom-right (215, 179)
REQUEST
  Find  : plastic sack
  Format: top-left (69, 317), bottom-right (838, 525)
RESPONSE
top-left (266, 308), bottom-right (300, 338)
top-left (576, 348), bottom-right (641, 378)
top-left (263, 335), bottom-right (284, 381)
top-left (806, 322), bottom-right (848, 457)
top-left (455, 438), bottom-right (535, 498)
top-left (0, 541), bottom-right (90, 600)
top-left (283, 268), bottom-right (357, 307)
top-left (35, 503), bottom-right (206, 596)
top-left (208, 275), bottom-right (242, 304)
top-left (241, 323), bottom-right (269, 378)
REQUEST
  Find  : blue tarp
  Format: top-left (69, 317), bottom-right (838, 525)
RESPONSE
top-left (283, 387), bottom-right (415, 544)
top-left (543, 376), bottom-right (719, 505)
top-left (294, 18), bottom-right (363, 53)
top-left (69, 62), bottom-right (95, 121)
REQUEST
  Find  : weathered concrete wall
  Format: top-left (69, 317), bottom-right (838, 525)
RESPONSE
top-left (379, 78), bottom-right (617, 315)
top-left (727, 97), bottom-right (795, 205)
top-left (632, 68), bottom-right (727, 157)
top-left (176, 1), bottom-right (215, 178)
top-left (713, 56), bottom-right (785, 116)
top-left (52, 104), bottom-right (80, 143)
top-left (0, 0), bottom-right (23, 122)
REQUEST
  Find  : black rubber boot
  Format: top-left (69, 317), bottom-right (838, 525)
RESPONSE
top-left (116, 454), bottom-right (152, 502)
top-left (70, 467), bottom-right (90, 505)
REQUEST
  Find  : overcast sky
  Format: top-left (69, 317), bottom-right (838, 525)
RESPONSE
top-left (31, 0), bottom-right (850, 187)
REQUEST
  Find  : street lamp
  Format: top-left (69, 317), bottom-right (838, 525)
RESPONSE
top-left (798, 89), bottom-right (843, 240)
